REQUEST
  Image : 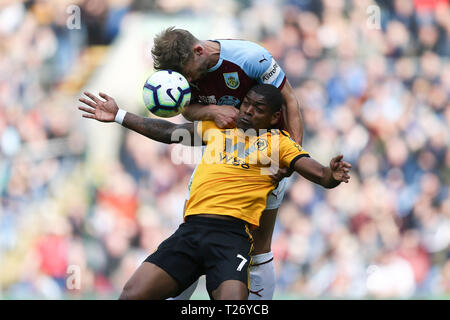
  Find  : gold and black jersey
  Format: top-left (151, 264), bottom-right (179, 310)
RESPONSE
top-left (184, 121), bottom-right (310, 227)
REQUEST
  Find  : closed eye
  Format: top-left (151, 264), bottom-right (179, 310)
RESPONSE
top-left (254, 105), bottom-right (264, 113)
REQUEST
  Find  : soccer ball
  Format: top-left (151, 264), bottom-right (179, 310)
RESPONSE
top-left (142, 70), bottom-right (191, 118)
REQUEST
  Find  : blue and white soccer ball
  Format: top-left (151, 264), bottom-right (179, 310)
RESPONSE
top-left (142, 70), bottom-right (191, 118)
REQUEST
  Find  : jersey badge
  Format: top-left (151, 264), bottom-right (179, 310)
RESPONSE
top-left (223, 72), bottom-right (240, 89)
top-left (255, 138), bottom-right (268, 151)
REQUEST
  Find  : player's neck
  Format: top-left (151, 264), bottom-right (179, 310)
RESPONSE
top-left (203, 40), bottom-right (221, 69)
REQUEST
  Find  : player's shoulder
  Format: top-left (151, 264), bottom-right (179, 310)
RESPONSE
top-left (216, 39), bottom-right (269, 55)
top-left (267, 129), bottom-right (292, 145)
top-left (278, 130), bottom-right (302, 146)
top-left (215, 39), bottom-right (285, 85)
top-left (279, 129), bottom-right (291, 139)
top-left (279, 131), bottom-right (309, 154)
top-left (216, 39), bottom-right (272, 68)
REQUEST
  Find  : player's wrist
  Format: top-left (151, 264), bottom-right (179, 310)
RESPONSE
top-left (115, 108), bottom-right (127, 125)
top-left (322, 167), bottom-right (339, 188)
top-left (329, 170), bottom-right (341, 186)
top-left (208, 104), bottom-right (220, 121)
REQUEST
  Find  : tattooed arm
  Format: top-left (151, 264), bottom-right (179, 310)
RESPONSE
top-left (78, 91), bottom-right (197, 145)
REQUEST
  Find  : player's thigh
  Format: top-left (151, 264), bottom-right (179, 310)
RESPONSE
top-left (211, 280), bottom-right (248, 300)
top-left (204, 228), bottom-right (253, 296)
top-left (145, 224), bottom-right (203, 295)
top-left (123, 224), bottom-right (201, 299)
top-left (251, 207), bottom-right (278, 254)
top-left (252, 178), bottom-right (287, 253)
top-left (168, 278), bottom-right (199, 300)
top-left (120, 261), bottom-right (179, 300)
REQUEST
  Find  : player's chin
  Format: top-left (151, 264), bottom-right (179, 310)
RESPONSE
top-left (237, 118), bottom-right (252, 130)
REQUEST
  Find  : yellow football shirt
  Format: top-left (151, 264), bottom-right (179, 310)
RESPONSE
top-left (184, 121), bottom-right (310, 227)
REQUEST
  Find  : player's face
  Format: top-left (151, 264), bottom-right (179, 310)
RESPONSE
top-left (237, 91), bottom-right (280, 131)
top-left (183, 56), bottom-right (209, 82)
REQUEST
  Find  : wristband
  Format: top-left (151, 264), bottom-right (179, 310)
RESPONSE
top-left (114, 109), bottom-right (127, 125)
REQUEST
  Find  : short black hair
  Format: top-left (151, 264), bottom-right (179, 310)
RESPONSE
top-left (248, 84), bottom-right (283, 113)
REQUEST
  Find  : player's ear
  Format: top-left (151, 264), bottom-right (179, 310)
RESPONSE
top-left (270, 111), bottom-right (281, 126)
top-left (193, 44), bottom-right (203, 56)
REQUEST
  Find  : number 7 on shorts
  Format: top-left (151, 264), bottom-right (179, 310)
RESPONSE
top-left (236, 254), bottom-right (248, 271)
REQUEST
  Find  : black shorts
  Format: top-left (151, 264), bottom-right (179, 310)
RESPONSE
top-left (144, 215), bottom-right (254, 297)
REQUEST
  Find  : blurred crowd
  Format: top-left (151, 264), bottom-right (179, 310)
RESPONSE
top-left (257, 0), bottom-right (450, 298)
top-left (0, 0), bottom-right (132, 298)
top-left (1, 0), bottom-right (449, 299)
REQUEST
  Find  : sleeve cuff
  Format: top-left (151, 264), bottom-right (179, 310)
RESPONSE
top-left (278, 76), bottom-right (287, 91)
top-left (289, 154), bottom-right (310, 170)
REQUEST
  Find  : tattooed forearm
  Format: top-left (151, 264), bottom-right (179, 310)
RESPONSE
top-left (122, 112), bottom-right (195, 145)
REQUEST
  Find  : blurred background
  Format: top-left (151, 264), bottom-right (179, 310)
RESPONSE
top-left (0, 0), bottom-right (449, 299)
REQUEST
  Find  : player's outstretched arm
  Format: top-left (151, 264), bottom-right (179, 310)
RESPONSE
top-left (293, 154), bottom-right (351, 189)
top-left (121, 113), bottom-right (196, 145)
top-left (78, 91), bottom-right (196, 145)
top-left (182, 103), bottom-right (238, 129)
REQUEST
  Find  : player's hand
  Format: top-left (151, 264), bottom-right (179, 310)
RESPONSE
top-left (270, 167), bottom-right (293, 184)
top-left (78, 92), bottom-right (119, 122)
top-left (330, 154), bottom-right (352, 183)
top-left (211, 105), bottom-right (239, 128)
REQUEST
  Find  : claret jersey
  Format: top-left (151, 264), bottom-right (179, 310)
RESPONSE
top-left (190, 40), bottom-right (287, 108)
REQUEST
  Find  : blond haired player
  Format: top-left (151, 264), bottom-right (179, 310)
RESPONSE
top-left (151, 27), bottom-right (304, 300)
